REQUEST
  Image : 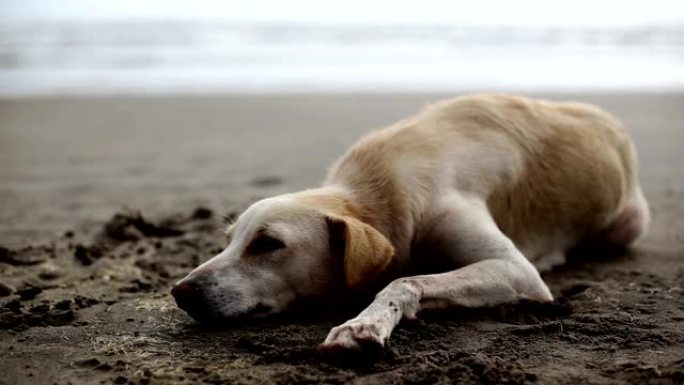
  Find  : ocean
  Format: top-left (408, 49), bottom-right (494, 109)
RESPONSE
top-left (1, 20), bottom-right (683, 95)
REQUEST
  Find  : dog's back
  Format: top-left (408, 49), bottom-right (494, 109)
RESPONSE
top-left (327, 94), bottom-right (648, 267)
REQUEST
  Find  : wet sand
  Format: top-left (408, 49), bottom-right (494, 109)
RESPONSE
top-left (0, 93), bottom-right (683, 384)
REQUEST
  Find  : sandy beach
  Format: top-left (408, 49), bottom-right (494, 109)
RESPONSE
top-left (0, 93), bottom-right (683, 384)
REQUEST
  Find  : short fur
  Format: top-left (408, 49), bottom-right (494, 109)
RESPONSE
top-left (172, 94), bottom-right (649, 351)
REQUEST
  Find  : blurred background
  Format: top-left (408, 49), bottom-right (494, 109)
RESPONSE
top-left (1, 0), bottom-right (683, 246)
top-left (1, 0), bottom-right (683, 94)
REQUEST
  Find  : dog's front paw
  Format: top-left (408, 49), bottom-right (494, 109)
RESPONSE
top-left (319, 317), bottom-right (391, 352)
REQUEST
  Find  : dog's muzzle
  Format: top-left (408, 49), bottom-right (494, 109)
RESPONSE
top-left (172, 274), bottom-right (277, 322)
top-left (171, 278), bottom-right (223, 322)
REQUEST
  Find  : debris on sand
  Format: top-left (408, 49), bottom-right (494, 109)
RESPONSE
top-left (0, 297), bottom-right (23, 329)
top-left (73, 244), bottom-right (104, 266)
top-left (16, 284), bottom-right (42, 300)
top-left (190, 207), bottom-right (213, 220)
top-left (2, 205), bottom-right (681, 385)
top-left (0, 281), bottom-right (14, 297)
top-left (74, 295), bottom-right (97, 308)
top-left (0, 296), bottom-right (21, 313)
top-left (102, 210), bottom-right (184, 241)
top-left (3, 308), bottom-right (74, 329)
top-left (0, 246), bottom-right (47, 266)
top-left (25, 307), bottom-right (74, 327)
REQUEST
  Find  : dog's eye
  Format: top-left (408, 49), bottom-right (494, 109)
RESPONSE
top-left (247, 234), bottom-right (285, 254)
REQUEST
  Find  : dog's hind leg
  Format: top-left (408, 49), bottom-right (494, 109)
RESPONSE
top-left (602, 186), bottom-right (650, 247)
top-left (320, 196), bottom-right (552, 351)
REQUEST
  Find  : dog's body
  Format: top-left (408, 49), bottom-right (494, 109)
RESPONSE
top-left (172, 94), bottom-right (649, 350)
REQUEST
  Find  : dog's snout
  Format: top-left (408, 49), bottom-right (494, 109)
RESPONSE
top-left (171, 280), bottom-right (200, 301)
top-left (171, 278), bottom-right (216, 322)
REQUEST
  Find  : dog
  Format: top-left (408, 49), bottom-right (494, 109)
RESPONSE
top-left (171, 94), bottom-right (649, 351)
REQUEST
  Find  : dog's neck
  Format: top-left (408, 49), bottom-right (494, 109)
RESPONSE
top-left (295, 185), bottom-right (413, 264)
top-left (292, 186), bottom-right (360, 219)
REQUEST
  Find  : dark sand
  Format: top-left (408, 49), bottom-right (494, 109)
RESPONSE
top-left (0, 93), bottom-right (682, 384)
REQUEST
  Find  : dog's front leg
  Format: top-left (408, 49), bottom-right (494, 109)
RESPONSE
top-left (319, 275), bottom-right (422, 351)
top-left (320, 257), bottom-right (550, 351)
top-left (320, 198), bottom-right (553, 351)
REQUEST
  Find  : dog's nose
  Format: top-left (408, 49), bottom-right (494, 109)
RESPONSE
top-left (171, 280), bottom-right (201, 302)
top-left (171, 279), bottom-right (214, 321)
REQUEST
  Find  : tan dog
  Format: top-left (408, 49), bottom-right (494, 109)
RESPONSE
top-left (172, 94), bottom-right (649, 351)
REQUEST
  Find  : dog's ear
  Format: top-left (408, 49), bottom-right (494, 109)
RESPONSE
top-left (326, 215), bottom-right (395, 288)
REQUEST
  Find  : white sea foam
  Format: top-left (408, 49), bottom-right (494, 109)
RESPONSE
top-left (1, 3), bottom-right (683, 95)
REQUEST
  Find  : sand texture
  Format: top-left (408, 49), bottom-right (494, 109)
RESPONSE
top-left (0, 93), bottom-right (683, 384)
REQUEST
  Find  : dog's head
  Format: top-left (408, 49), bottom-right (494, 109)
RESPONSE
top-left (171, 192), bottom-right (394, 322)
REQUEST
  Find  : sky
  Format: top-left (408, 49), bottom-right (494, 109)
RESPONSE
top-left (3, 0), bottom-right (684, 27)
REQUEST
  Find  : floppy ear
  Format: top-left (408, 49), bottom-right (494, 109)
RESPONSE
top-left (326, 215), bottom-right (395, 288)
